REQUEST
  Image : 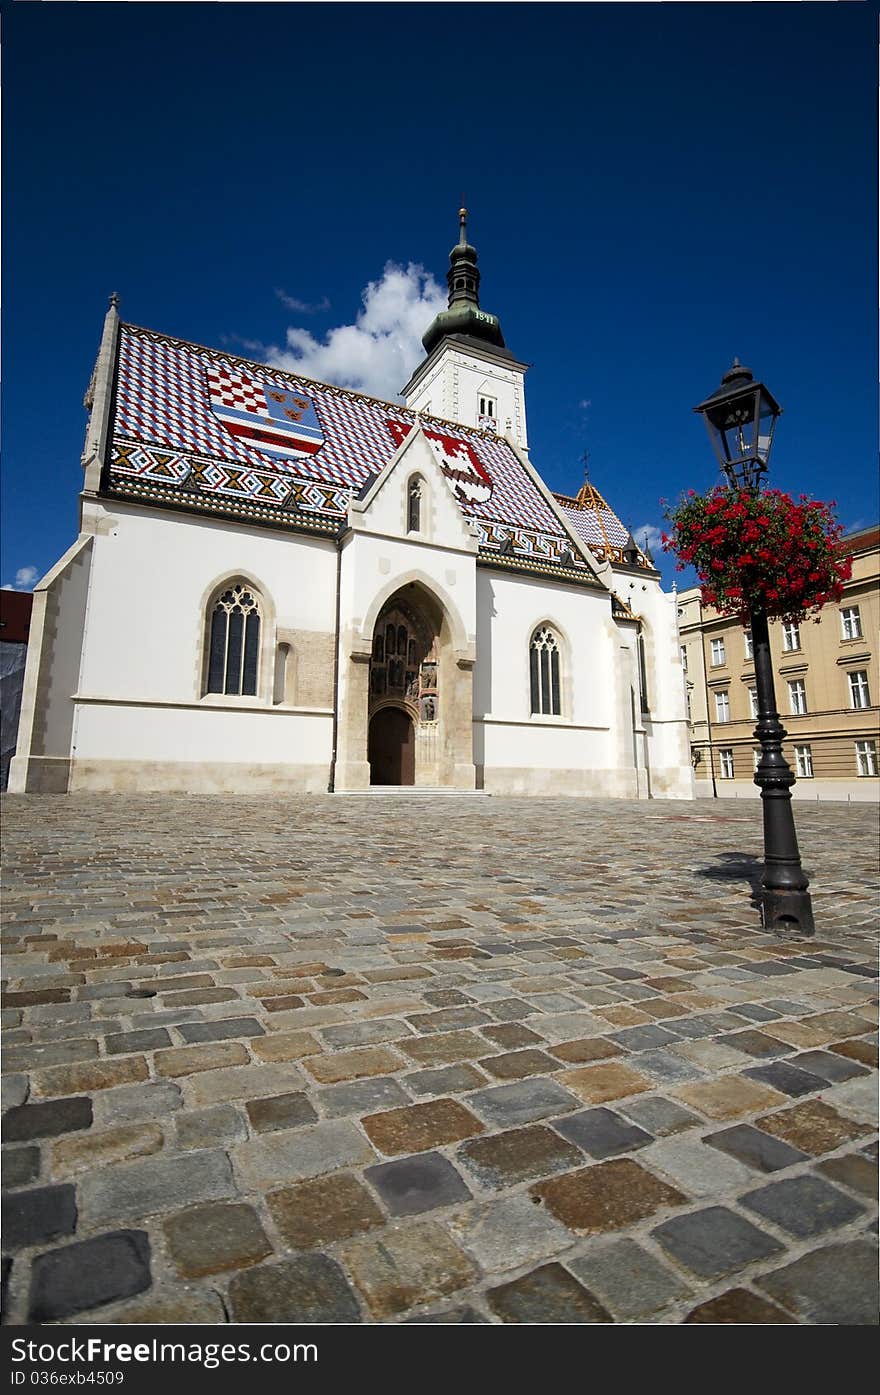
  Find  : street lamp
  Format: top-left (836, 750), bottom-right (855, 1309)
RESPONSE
top-left (694, 360), bottom-right (815, 936)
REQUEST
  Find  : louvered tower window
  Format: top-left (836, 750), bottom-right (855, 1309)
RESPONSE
top-left (530, 627), bottom-right (561, 715)
top-left (207, 584), bottom-right (261, 696)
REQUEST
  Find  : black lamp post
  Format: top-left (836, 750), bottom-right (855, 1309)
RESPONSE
top-left (694, 360), bottom-right (815, 936)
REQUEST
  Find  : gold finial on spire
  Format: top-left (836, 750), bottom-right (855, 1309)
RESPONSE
top-left (459, 206), bottom-right (468, 245)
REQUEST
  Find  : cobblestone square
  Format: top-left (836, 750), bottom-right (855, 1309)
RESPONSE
top-left (1, 793), bottom-right (877, 1325)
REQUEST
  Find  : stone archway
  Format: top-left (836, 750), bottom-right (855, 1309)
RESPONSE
top-left (333, 577), bottom-right (475, 791)
top-left (368, 707), bottom-right (415, 785)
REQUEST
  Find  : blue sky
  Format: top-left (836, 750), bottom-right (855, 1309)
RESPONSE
top-left (3, 2), bottom-right (876, 591)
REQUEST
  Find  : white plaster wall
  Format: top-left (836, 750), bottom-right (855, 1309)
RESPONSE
top-left (78, 502), bottom-right (337, 706)
top-left (406, 347), bottom-right (528, 449)
top-left (73, 702), bottom-right (331, 766)
top-left (474, 569), bottom-right (616, 767)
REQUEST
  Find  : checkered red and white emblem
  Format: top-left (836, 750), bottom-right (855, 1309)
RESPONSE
top-left (205, 367), bottom-right (270, 418)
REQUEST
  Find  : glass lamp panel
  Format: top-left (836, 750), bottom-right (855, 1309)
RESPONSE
top-left (756, 388), bottom-right (778, 464)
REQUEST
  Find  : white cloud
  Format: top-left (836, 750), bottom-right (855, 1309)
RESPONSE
top-left (14, 566), bottom-right (38, 589)
top-left (262, 262), bottom-right (446, 400)
top-left (274, 289), bottom-right (331, 315)
top-left (634, 524), bottom-right (664, 557)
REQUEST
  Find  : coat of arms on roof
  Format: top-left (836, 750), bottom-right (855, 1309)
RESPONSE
top-left (206, 365), bottom-right (324, 466)
top-left (387, 420), bottom-right (493, 507)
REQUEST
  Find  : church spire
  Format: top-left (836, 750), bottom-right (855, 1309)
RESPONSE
top-left (421, 206), bottom-right (507, 355)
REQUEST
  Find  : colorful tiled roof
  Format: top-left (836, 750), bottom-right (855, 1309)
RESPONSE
top-left (554, 483), bottom-right (650, 568)
top-left (106, 323), bottom-right (608, 579)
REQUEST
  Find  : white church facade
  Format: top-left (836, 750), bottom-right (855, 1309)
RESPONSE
top-left (10, 213), bottom-right (693, 800)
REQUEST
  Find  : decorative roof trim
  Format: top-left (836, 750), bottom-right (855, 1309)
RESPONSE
top-left (475, 552), bottom-right (606, 589)
top-left (105, 477), bottom-right (341, 538)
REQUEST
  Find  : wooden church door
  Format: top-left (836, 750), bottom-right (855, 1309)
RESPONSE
top-left (368, 708), bottom-right (415, 786)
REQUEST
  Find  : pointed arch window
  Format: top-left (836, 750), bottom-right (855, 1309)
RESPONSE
top-left (407, 477), bottom-right (422, 533)
top-left (206, 583), bottom-right (261, 696)
top-left (530, 626), bottom-right (562, 715)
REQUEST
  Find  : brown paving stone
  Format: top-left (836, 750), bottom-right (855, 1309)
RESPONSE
top-left (262, 994), bottom-right (305, 1012)
top-left (267, 1172), bottom-right (384, 1248)
top-left (683, 1289), bottom-right (797, 1324)
top-left (339, 1221), bottom-right (477, 1319)
top-left (155, 1042), bottom-right (249, 1078)
top-left (673, 1076), bottom-right (787, 1121)
top-left (32, 1057), bottom-right (149, 1097)
top-left (755, 1099), bottom-right (871, 1156)
top-left (2, 989), bottom-right (70, 1008)
top-left (830, 1038), bottom-right (878, 1068)
top-left (642, 977), bottom-right (692, 994)
top-left (816, 1153), bottom-right (879, 1199)
top-left (244, 1092), bottom-right (318, 1133)
top-left (480, 1023), bottom-right (544, 1049)
top-left (804, 1010), bottom-right (874, 1039)
top-left (478, 1048), bottom-right (559, 1080)
top-left (531, 1159), bottom-right (687, 1234)
top-left (280, 962), bottom-right (330, 977)
top-left (556, 1061), bottom-right (652, 1106)
top-left (594, 1005), bottom-right (653, 1027)
top-left (163, 987), bottom-right (238, 1006)
top-left (52, 1124), bottom-right (163, 1177)
top-left (164, 1201), bottom-right (272, 1278)
top-left (307, 989), bottom-right (367, 1006)
top-left (766, 1021), bottom-right (836, 1049)
top-left (549, 1038), bottom-right (623, 1064)
top-left (487, 1263), bottom-right (612, 1323)
top-left (362, 967), bottom-right (433, 983)
top-left (221, 955), bottom-right (276, 968)
top-left (457, 1125), bottom-right (582, 1188)
top-left (361, 1098), bottom-right (484, 1155)
top-left (638, 999), bottom-right (688, 1021)
top-left (395, 1030), bottom-right (486, 1066)
top-left (303, 1045), bottom-right (407, 1084)
top-left (251, 1031), bottom-right (321, 1062)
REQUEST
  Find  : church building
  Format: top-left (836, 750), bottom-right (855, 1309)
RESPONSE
top-left (10, 213), bottom-right (693, 799)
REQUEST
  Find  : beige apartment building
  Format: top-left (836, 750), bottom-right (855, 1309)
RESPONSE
top-left (677, 524), bottom-right (879, 802)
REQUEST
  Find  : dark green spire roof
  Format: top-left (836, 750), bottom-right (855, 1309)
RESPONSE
top-left (421, 208), bottom-right (508, 356)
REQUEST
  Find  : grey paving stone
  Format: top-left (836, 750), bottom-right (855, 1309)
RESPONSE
top-left (105, 1028), bottom-right (172, 1055)
top-left (175, 1017), bottom-right (265, 1043)
top-left (365, 1151), bottom-right (471, 1216)
top-left (2, 1184), bottom-right (77, 1250)
top-left (703, 1123), bottom-right (810, 1174)
top-left (735, 1003), bottom-right (783, 1023)
top-left (448, 1196), bottom-right (570, 1274)
top-left (233, 1120), bottom-right (375, 1189)
top-left (642, 1136), bottom-right (754, 1196)
top-left (3, 1096), bottom-right (92, 1142)
top-left (1, 1075), bottom-right (29, 1112)
top-left (608, 1025), bottom-right (679, 1052)
top-left (28, 1231), bottom-right (151, 1321)
top-left (487, 1263), bottom-right (612, 1323)
top-left (468, 1077), bottom-right (581, 1128)
top-left (79, 1150), bottom-right (234, 1224)
top-left (633, 1050), bottom-right (707, 1084)
top-left (652, 1206), bottom-right (785, 1279)
top-left (552, 1107), bottom-right (652, 1159)
top-left (741, 1175), bottom-right (866, 1239)
top-left (315, 1076), bottom-right (411, 1118)
top-left (2, 1145), bottom-right (41, 1187)
top-left (174, 1103), bottom-right (248, 1150)
top-left (757, 1241), bottom-right (879, 1325)
top-left (92, 1081), bottom-right (182, 1125)
top-left (618, 1095), bottom-right (702, 1137)
top-left (228, 1255), bottom-right (362, 1323)
top-left (321, 1019), bottom-right (411, 1048)
top-left (245, 1091), bottom-right (318, 1133)
top-left (405, 1063), bottom-right (488, 1097)
top-left (791, 1050), bottom-right (870, 1084)
top-left (744, 1061), bottom-right (830, 1098)
top-left (567, 1238), bottom-right (692, 1319)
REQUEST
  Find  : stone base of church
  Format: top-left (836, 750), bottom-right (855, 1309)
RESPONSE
top-left (478, 766), bottom-right (643, 798)
top-left (64, 759), bottom-right (331, 794)
top-left (334, 760), bottom-right (476, 791)
top-left (7, 756), bottom-right (72, 794)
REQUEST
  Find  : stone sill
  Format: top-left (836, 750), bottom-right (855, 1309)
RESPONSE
top-left (72, 694), bottom-right (333, 717)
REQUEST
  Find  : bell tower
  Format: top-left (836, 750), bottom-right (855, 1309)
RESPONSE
top-left (403, 209), bottom-right (530, 450)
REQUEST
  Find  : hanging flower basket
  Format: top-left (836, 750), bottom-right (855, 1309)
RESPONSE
top-left (661, 485), bottom-right (852, 624)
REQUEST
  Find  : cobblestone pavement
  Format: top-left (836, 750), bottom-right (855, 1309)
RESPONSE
top-left (1, 793), bottom-right (877, 1326)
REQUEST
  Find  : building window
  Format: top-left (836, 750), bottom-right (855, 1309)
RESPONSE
top-left (680, 644), bottom-right (688, 673)
top-left (714, 690), bottom-right (730, 723)
top-left (848, 670), bottom-right (870, 709)
top-left (856, 740), bottom-right (878, 776)
top-left (788, 679), bottom-right (807, 715)
top-left (530, 626), bottom-right (562, 715)
top-left (748, 687), bottom-right (759, 719)
top-left (710, 637), bottom-right (726, 666)
top-left (407, 477), bottom-right (422, 533)
top-left (840, 606), bottom-right (862, 640)
top-left (782, 622), bottom-right (801, 652)
top-left (478, 395), bottom-right (496, 419)
top-left (795, 744), bottom-right (814, 778)
top-left (207, 583), bottom-right (261, 696)
top-left (719, 748), bottom-right (734, 779)
top-left (744, 629), bottom-right (753, 659)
